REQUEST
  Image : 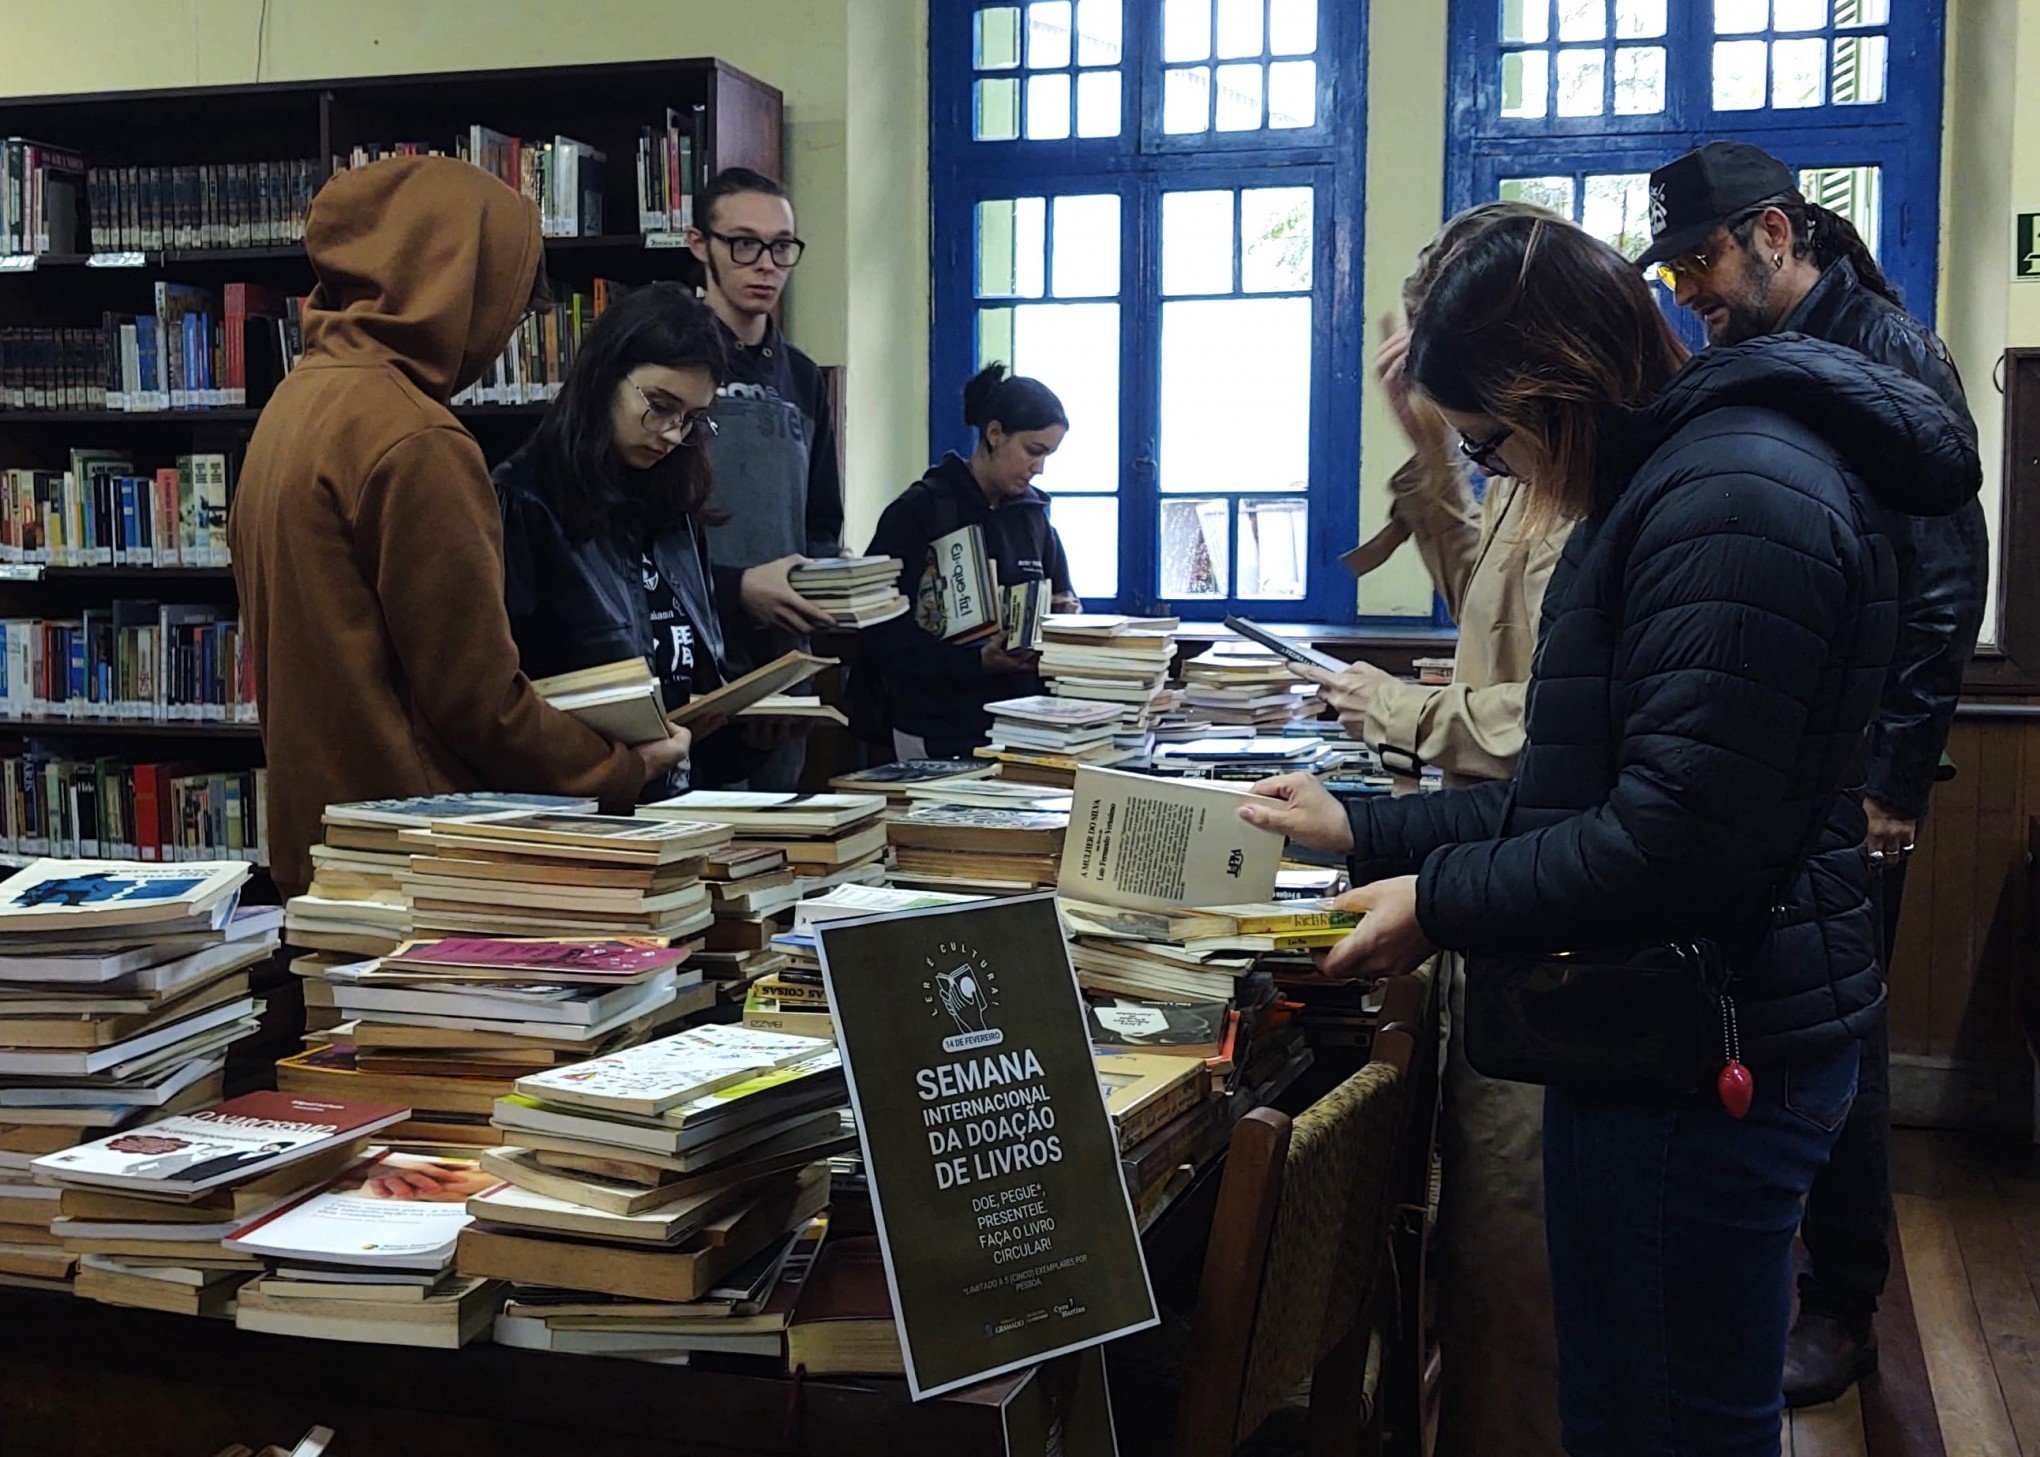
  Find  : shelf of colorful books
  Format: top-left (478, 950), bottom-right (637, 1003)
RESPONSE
top-left (0, 715), bottom-right (260, 739)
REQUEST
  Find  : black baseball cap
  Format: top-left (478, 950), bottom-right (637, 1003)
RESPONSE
top-left (1634, 141), bottom-right (1796, 269)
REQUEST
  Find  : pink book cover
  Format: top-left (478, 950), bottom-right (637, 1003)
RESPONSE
top-left (390, 936), bottom-right (692, 977)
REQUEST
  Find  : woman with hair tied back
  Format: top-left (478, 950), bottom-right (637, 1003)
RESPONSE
top-left (1239, 212), bottom-right (1980, 1455)
top-left (859, 363), bottom-right (1081, 760)
top-left (493, 282), bottom-right (831, 794)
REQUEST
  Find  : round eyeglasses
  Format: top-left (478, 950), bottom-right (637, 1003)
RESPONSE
top-left (631, 382), bottom-right (719, 444)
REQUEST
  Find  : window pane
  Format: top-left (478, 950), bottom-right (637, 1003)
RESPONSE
top-left (1772, 37), bottom-right (1826, 107)
top-left (1503, 0), bottom-right (1552, 43)
top-left (1773, 0), bottom-right (1826, 29)
top-left (1714, 0), bottom-right (1768, 32)
top-left (1161, 297), bottom-right (1311, 493)
top-left (998, 302), bottom-right (1120, 493)
top-left (1613, 45), bottom-right (1666, 113)
top-left (1834, 0), bottom-right (1889, 26)
top-left (1615, 0), bottom-right (1667, 37)
top-left (1267, 60), bottom-right (1318, 128)
top-left (1052, 194), bottom-right (1120, 298)
top-left (1050, 497), bottom-right (1120, 597)
top-left (1241, 187), bottom-right (1314, 293)
top-left (1028, 2), bottom-right (1073, 67)
top-left (1799, 164), bottom-right (1880, 257)
top-left (1832, 34), bottom-right (1887, 103)
top-left (979, 305), bottom-right (1015, 366)
top-left (1075, 0), bottom-right (1123, 64)
top-left (1581, 173), bottom-right (1652, 257)
top-left (1162, 190), bottom-right (1234, 296)
top-left (1269, 0), bottom-right (1318, 55)
top-left (1160, 499), bottom-right (1230, 597)
top-left (1500, 175), bottom-right (1576, 215)
top-left (1164, 65), bottom-right (1214, 132)
top-left (1713, 39), bottom-right (1768, 108)
top-left (1557, 0), bottom-right (1608, 42)
top-left (1026, 72), bottom-right (1074, 138)
top-left (1216, 0), bottom-right (1264, 57)
top-left (1076, 68), bottom-right (1123, 136)
top-left (1215, 62), bottom-right (1265, 130)
top-left (977, 198), bottom-right (1046, 297)
top-left (1556, 47), bottom-right (1606, 115)
top-left (976, 78), bottom-right (1021, 139)
top-left (1165, 0), bottom-right (1212, 61)
top-left (976, 7), bottom-right (1022, 68)
top-left (1238, 498), bottom-right (1308, 599)
top-left (1501, 50), bottom-right (1551, 118)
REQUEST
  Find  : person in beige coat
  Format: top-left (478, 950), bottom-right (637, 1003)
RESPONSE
top-left (1304, 201), bottom-right (1570, 1457)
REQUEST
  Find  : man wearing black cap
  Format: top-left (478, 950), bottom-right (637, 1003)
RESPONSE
top-left (1637, 139), bottom-right (1989, 1407)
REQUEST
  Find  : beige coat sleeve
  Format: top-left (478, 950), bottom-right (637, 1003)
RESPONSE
top-left (1356, 503), bottom-right (1567, 783)
top-left (1384, 448), bottom-right (1483, 620)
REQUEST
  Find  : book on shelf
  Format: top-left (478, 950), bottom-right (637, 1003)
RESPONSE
top-left (85, 159), bottom-right (318, 253)
top-left (1058, 765), bottom-right (1285, 912)
top-left (447, 278), bottom-right (624, 408)
top-left (0, 755), bottom-right (269, 866)
top-left (637, 105), bottom-right (705, 233)
top-left (0, 606), bottom-right (257, 725)
top-left (531, 657), bottom-right (667, 744)
top-left (0, 451), bottom-right (238, 567)
top-left (2, 140), bottom-right (87, 256)
top-left (32, 1090), bottom-right (409, 1196)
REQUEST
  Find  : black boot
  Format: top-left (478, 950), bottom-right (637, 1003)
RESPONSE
top-left (1782, 1305), bottom-right (1878, 1408)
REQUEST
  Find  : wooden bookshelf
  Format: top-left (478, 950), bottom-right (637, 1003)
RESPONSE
top-left (0, 58), bottom-right (785, 865)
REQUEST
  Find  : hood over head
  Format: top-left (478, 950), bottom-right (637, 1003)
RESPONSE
top-left (300, 155), bottom-right (542, 402)
top-left (1603, 333), bottom-right (1982, 517)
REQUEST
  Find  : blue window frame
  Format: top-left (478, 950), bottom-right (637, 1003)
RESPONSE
top-left (930, 1), bottom-right (1367, 619)
top-left (1447, 0), bottom-right (1944, 338)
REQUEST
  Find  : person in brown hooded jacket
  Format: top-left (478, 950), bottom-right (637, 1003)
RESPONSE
top-left (231, 156), bottom-right (688, 897)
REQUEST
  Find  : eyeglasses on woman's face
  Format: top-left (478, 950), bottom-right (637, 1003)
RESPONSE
top-left (707, 230), bottom-right (806, 269)
top-left (1457, 423), bottom-right (1514, 476)
top-left (630, 380), bottom-right (719, 444)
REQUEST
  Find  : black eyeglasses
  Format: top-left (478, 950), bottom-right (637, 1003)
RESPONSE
top-left (1458, 424), bottom-right (1513, 476)
top-left (706, 230), bottom-right (806, 268)
top-left (630, 381), bottom-right (719, 444)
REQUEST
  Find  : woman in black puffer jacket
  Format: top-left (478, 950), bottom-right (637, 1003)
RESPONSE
top-left (1246, 213), bottom-right (1979, 1457)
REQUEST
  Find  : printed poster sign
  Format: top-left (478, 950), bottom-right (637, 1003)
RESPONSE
top-left (815, 893), bottom-right (1157, 1400)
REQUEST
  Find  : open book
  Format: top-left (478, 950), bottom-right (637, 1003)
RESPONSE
top-left (668, 651), bottom-right (837, 728)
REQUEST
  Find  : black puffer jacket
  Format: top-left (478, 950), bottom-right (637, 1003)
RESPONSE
top-left (1346, 335), bottom-right (1981, 1063)
top-left (1780, 259), bottom-right (1989, 819)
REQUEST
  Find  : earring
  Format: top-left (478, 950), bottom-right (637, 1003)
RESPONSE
top-left (1774, 254), bottom-right (1784, 269)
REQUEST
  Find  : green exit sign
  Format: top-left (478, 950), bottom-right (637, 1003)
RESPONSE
top-left (2020, 214), bottom-right (2040, 280)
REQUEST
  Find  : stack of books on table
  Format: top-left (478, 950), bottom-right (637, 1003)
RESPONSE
top-left (493, 1206), bottom-right (829, 1364)
top-left (1181, 643), bottom-right (1312, 730)
top-left (899, 777), bottom-right (1073, 816)
top-left (1151, 734), bottom-right (1338, 783)
top-left (739, 884), bottom-right (984, 1039)
top-left (0, 861), bottom-right (275, 1289)
top-left (648, 792), bottom-right (889, 898)
top-left (1038, 614), bottom-right (1182, 745)
top-left (32, 1091), bottom-right (407, 1314)
top-left (277, 933), bottom-right (717, 1146)
top-left (825, 758), bottom-right (995, 810)
top-left (285, 793), bottom-right (598, 960)
top-left (694, 843), bottom-right (798, 998)
top-left (224, 1146), bottom-right (506, 1347)
top-left (885, 802), bottom-right (1069, 895)
top-left (786, 557), bottom-right (910, 629)
top-left (456, 1026), bottom-right (850, 1321)
top-left (973, 695), bottom-right (1135, 789)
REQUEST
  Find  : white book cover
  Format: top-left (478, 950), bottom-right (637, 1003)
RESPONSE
top-left (646, 792), bottom-right (885, 832)
top-left (984, 695), bottom-right (1123, 727)
top-left (515, 1024), bottom-right (834, 1116)
top-left (224, 1151), bottom-right (503, 1270)
top-left (1058, 765), bottom-right (1284, 913)
top-left (0, 859), bottom-right (249, 930)
top-left (790, 884), bottom-right (986, 934)
top-left (322, 793), bottom-right (596, 830)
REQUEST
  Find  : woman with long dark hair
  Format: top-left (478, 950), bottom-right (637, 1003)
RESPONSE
top-left (495, 282), bottom-right (821, 791)
top-left (1241, 212), bottom-right (1979, 1455)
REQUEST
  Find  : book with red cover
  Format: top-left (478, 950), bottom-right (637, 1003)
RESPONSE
top-left (31, 1091), bottom-right (409, 1197)
top-left (384, 936), bottom-right (692, 983)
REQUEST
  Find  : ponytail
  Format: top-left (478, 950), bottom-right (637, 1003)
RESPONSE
top-left (1733, 191), bottom-right (1901, 307)
top-left (963, 362), bottom-right (1068, 442)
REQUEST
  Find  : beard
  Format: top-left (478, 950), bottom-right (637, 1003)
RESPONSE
top-left (1704, 250), bottom-right (1779, 346)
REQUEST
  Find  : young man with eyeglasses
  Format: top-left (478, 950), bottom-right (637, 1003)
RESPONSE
top-left (686, 166), bottom-right (842, 789)
top-left (1636, 139), bottom-right (1989, 1409)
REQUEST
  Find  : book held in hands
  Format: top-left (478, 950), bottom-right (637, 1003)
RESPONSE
top-left (1058, 765), bottom-right (1284, 913)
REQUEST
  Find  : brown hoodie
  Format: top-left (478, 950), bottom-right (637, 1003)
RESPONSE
top-left (230, 156), bottom-right (645, 897)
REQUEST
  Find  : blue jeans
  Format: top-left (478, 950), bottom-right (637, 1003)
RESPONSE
top-left (1543, 1039), bottom-right (1861, 1457)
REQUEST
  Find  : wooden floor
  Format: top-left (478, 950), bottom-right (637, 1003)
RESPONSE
top-left (1783, 1127), bottom-right (2040, 1457)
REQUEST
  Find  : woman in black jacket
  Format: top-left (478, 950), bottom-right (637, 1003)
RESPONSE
top-left (860, 364), bottom-right (1081, 759)
top-left (1244, 213), bottom-right (1979, 1456)
top-left (495, 283), bottom-right (823, 793)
